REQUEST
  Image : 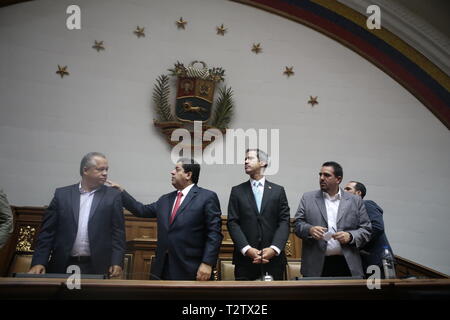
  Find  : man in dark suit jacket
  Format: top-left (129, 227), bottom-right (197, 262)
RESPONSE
top-left (28, 152), bottom-right (126, 277)
top-left (344, 181), bottom-right (394, 277)
top-left (228, 149), bottom-right (290, 280)
top-left (110, 158), bottom-right (223, 281)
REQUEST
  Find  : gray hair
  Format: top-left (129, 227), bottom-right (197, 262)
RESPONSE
top-left (246, 148), bottom-right (269, 168)
top-left (79, 152), bottom-right (106, 176)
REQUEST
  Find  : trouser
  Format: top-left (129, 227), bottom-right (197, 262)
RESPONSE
top-left (321, 255), bottom-right (351, 277)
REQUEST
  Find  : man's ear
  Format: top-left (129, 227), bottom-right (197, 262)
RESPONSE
top-left (356, 190), bottom-right (362, 197)
top-left (185, 171), bottom-right (192, 181)
top-left (260, 161), bottom-right (268, 168)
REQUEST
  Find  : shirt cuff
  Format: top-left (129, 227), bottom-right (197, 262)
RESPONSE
top-left (270, 245), bottom-right (281, 256)
top-left (241, 245), bottom-right (251, 256)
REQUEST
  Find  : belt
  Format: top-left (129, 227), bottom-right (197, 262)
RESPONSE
top-left (69, 256), bottom-right (91, 263)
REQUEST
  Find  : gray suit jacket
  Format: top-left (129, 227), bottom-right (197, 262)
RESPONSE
top-left (0, 189), bottom-right (13, 249)
top-left (294, 189), bottom-right (372, 277)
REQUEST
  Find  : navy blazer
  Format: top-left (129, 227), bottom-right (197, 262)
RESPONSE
top-left (31, 184), bottom-right (126, 274)
top-left (121, 184), bottom-right (223, 280)
top-left (361, 200), bottom-right (394, 269)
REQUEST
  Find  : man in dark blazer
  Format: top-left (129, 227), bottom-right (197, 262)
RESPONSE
top-left (294, 162), bottom-right (372, 278)
top-left (228, 149), bottom-right (290, 280)
top-left (110, 158), bottom-right (223, 281)
top-left (344, 181), bottom-right (394, 277)
top-left (28, 152), bottom-right (126, 277)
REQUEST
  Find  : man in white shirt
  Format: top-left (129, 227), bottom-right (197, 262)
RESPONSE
top-left (29, 152), bottom-right (125, 277)
top-left (111, 158), bottom-right (223, 281)
top-left (294, 161), bottom-right (371, 277)
top-left (228, 149), bottom-right (290, 280)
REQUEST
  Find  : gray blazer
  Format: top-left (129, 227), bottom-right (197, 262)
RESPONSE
top-left (0, 189), bottom-right (13, 249)
top-left (294, 189), bottom-right (372, 277)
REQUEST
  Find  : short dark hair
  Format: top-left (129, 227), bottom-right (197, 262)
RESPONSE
top-left (246, 148), bottom-right (269, 167)
top-left (178, 158), bottom-right (200, 184)
top-left (351, 181), bottom-right (367, 199)
top-left (80, 152), bottom-right (106, 176)
top-left (322, 161), bottom-right (343, 178)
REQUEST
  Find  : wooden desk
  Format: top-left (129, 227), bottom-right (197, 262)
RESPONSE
top-left (1, 277), bottom-right (449, 300)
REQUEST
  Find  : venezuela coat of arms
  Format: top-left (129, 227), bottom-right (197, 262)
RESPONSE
top-left (153, 61), bottom-right (234, 150)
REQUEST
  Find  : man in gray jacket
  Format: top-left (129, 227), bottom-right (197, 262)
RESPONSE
top-left (0, 189), bottom-right (13, 249)
top-left (294, 162), bottom-right (371, 277)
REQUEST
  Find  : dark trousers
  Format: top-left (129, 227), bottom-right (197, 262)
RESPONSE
top-left (321, 255), bottom-right (351, 277)
top-left (67, 256), bottom-right (96, 275)
top-left (161, 254), bottom-right (171, 280)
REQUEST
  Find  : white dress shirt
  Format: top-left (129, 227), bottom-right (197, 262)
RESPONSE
top-left (241, 177), bottom-right (281, 257)
top-left (172, 183), bottom-right (195, 212)
top-left (71, 183), bottom-right (98, 257)
top-left (323, 189), bottom-right (343, 256)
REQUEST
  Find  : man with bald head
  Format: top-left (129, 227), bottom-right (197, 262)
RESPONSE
top-left (29, 152), bottom-right (126, 277)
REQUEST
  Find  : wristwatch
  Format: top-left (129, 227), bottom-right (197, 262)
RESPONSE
top-left (348, 232), bottom-right (353, 243)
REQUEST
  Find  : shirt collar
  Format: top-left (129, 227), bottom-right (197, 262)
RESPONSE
top-left (79, 183), bottom-right (100, 195)
top-left (323, 188), bottom-right (341, 201)
top-left (178, 183), bottom-right (195, 197)
top-left (250, 176), bottom-right (265, 188)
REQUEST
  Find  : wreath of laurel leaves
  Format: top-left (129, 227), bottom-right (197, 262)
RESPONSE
top-left (211, 86), bottom-right (234, 129)
top-left (153, 74), bottom-right (175, 121)
top-left (153, 74), bottom-right (233, 128)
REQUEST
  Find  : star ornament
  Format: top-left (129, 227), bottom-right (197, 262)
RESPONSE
top-left (283, 66), bottom-right (294, 77)
top-left (216, 24), bottom-right (227, 36)
top-left (56, 65), bottom-right (69, 78)
top-left (308, 96), bottom-right (319, 107)
top-left (176, 17), bottom-right (187, 29)
top-left (251, 43), bottom-right (262, 54)
top-left (92, 40), bottom-right (105, 52)
top-left (134, 26), bottom-right (145, 38)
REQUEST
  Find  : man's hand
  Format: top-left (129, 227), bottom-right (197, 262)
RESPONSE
top-left (333, 231), bottom-right (352, 244)
top-left (109, 265), bottom-right (123, 278)
top-left (28, 264), bottom-right (46, 274)
top-left (106, 180), bottom-right (124, 192)
top-left (246, 248), bottom-right (268, 264)
top-left (196, 263), bottom-right (212, 281)
top-left (254, 247), bottom-right (276, 264)
top-left (309, 226), bottom-right (327, 240)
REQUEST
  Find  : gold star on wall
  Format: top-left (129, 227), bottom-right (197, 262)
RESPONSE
top-left (283, 66), bottom-right (294, 77)
top-left (251, 43), bottom-right (262, 54)
top-left (216, 24), bottom-right (227, 36)
top-left (92, 40), bottom-right (105, 52)
top-left (308, 96), bottom-right (319, 107)
top-left (56, 65), bottom-right (69, 78)
top-left (134, 26), bottom-right (145, 38)
top-left (176, 17), bottom-right (187, 29)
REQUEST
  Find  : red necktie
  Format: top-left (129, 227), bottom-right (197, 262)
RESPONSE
top-left (170, 191), bottom-right (183, 224)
